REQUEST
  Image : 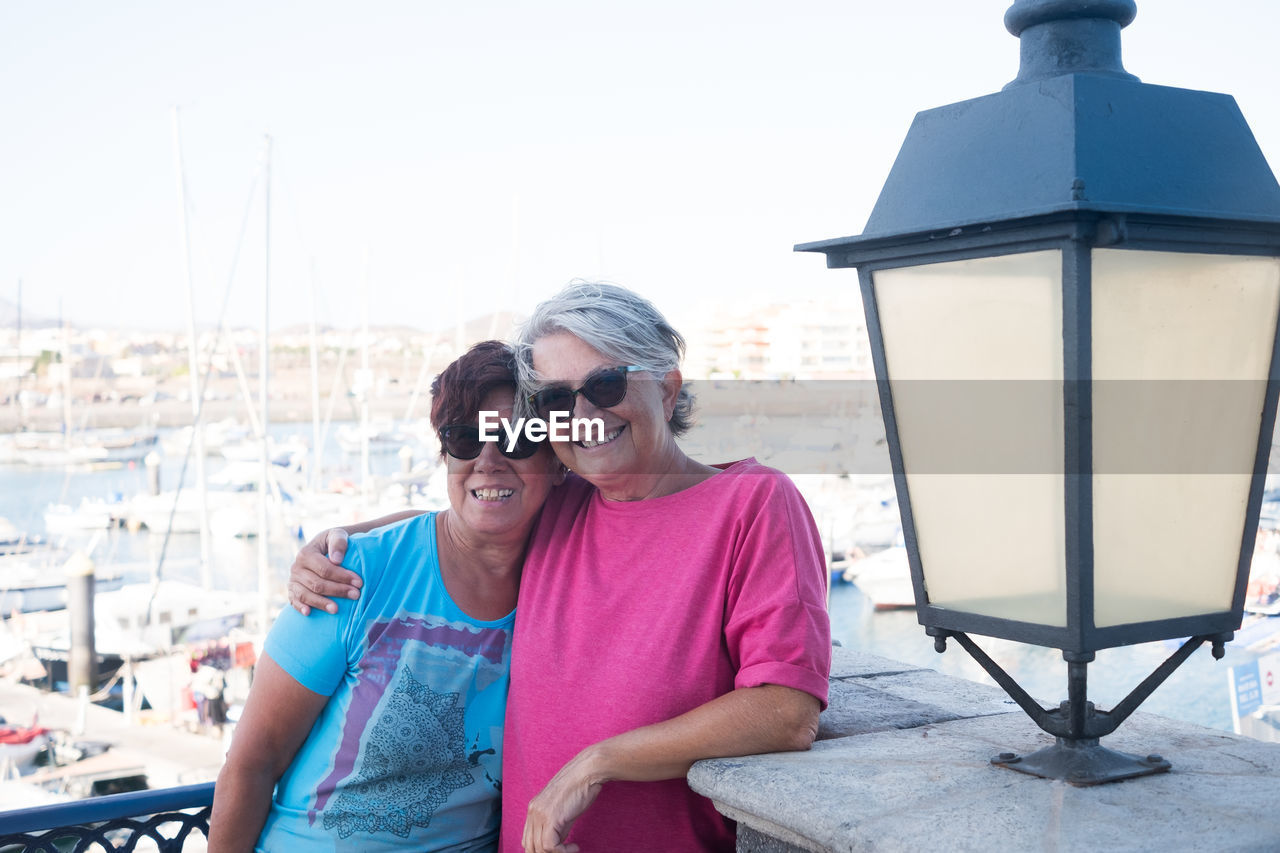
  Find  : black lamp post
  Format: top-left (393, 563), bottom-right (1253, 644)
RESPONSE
top-left (799, 0), bottom-right (1280, 784)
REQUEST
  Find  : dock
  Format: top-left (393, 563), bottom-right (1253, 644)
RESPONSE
top-left (0, 679), bottom-right (227, 795)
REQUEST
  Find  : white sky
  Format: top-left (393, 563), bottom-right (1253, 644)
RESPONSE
top-left (3, 1), bottom-right (1278, 334)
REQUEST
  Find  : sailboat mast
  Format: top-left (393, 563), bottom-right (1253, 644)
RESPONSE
top-left (16, 279), bottom-right (24, 431)
top-left (308, 259), bottom-right (322, 494)
top-left (58, 299), bottom-right (70, 443)
top-left (258, 134), bottom-right (272, 633)
top-left (360, 248), bottom-right (371, 507)
top-left (170, 107), bottom-right (213, 588)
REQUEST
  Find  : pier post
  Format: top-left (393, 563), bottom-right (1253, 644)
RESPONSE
top-left (145, 451), bottom-right (161, 496)
top-left (66, 551), bottom-right (97, 698)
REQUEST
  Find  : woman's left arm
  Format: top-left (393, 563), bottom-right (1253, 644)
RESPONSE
top-left (521, 683), bottom-right (819, 853)
top-left (208, 654), bottom-right (329, 853)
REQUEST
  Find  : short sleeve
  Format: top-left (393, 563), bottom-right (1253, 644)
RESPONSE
top-left (723, 473), bottom-right (832, 707)
top-left (262, 546), bottom-right (366, 697)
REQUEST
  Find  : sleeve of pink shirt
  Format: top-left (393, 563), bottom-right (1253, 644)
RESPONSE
top-left (722, 466), bottom-right (833, 708)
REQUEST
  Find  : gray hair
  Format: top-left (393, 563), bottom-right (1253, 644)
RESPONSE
top-left (513, 281), bottom-right (695, 436)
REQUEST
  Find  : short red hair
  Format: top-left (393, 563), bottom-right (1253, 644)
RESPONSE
top-left (429, 340), bottom-right (518, 451)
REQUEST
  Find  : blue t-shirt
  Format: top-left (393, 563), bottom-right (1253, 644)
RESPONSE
top-left (259, 512), bottom-right (513, 852)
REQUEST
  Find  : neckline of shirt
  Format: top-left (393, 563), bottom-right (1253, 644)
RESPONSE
top-left (423, 511), bottom-right (518, 629)
top-left (586, 457), bottom-right (758, 512)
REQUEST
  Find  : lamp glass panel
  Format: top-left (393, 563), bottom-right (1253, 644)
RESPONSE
top-left (874, 250), bottom-right (1066, 626)
top-left (1092, 250), bottom-right (1280, 628)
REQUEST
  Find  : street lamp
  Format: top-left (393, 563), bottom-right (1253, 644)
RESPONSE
top-left (799, 0), bottom-right (1280, 784)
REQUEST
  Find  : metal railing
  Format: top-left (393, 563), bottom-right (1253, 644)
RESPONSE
top-left (0, 782), bottom-right (213, 852)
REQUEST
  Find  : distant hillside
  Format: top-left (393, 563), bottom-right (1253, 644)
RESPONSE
top-left (0, 298), bottom-right (522, 338)
top-left (276, 310), bottom-right (525, 342)
top-left (275, 322), bottom-right (428, 338)
top-left (443, 310), bottom-right (526, 343)
top-left (0, 295), bottom-right (59, 330)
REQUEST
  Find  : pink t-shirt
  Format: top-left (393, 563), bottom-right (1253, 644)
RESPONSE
top-left (501, 459), bottom-right (831, 852)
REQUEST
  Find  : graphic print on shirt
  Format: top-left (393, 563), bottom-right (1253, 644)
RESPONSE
top-left (323, 667), bottom-right (473, 838)
top-left (309, 614), bottom-right (510, 840)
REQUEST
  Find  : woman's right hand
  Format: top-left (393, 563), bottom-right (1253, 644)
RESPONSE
top-left (288, 528), bottom-right (362, 615)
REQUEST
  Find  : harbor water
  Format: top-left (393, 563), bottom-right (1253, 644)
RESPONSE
top-left (0, 422), bottom-right (430, 597)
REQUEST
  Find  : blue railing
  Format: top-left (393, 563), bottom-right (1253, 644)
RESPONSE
top-left (0, 782), bottom-right (213, 852)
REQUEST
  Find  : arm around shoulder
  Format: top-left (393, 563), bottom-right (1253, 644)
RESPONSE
top-left (288, 510), bottom-right (422, 615)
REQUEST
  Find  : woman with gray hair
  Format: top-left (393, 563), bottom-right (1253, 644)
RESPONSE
top-left (290, 282), bottom-right (831, 853)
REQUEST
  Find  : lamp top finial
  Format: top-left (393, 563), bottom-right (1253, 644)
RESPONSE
top-left (1004, 0), bottom-right (1138, 86)
top-left (1005, 0), bottom-right (1137, 38)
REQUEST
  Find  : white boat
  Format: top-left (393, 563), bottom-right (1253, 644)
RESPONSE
top-left (43, 497), bottom-right (122, 536)
top-left (286, 463), bottom-right (446, 544)
top-left (2, 429), bottom-right (159, 468)
top-left (219, 434), bottom-right (308, 467)
top-left (0, 432), bottom-right (64, 466)
top-left (0, 779), bottom-right (73, 808)
top-left (92, 581), bottom-right (262, 649)
top-left (160, 418), bottom-right (250, 457)
top-left (0, 432), bottom-right (70, 467)
top-left (0, 547), bottom-right (125, 614)
top-left (0, 724), bottom-right (51, 776)
top-left (14, 579), bottom-right (264, 682)
top-left (126, 489), bottom-right (234, 535)
top-left (66, 429), bottom-right (159, 465)
top-left (0, 517), bottom-right (45, 553)
top-left (335, 421), bottom-right (407, 455)
top-left (124, 460), bottom-right (298, 536)
top-left (844, 546), bottom-right (916, 611)
top-left (209, 500), bottom-right (297, 539)
top-left (11, 733), bottom-right (149, 799)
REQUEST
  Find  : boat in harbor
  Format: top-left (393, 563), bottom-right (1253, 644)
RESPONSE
top-left (0, 530), bottom-right (124, 614)
top-left (335, 420), bottom-right (408, 455)
top-left (0, 721), bottom-right (50, 776)
top-left (0, 560), bottom-right (125, 615)
top-left (0, 432), bottom-right (64, 466)
top-left (13, 579), bottom-right (264, 700)
top-left (159, 418), bottom-right (250, 458)
top-left (92, 581), bottom-right (262, 651)
top-left (843, 545), bottom-right (915, 611)
top-left (123, 458), bottom-right (302, 536)
top-left (42, 497), bottom-right (123, 536)
top-left (218, 434), bottom-right (308, 467)
top-left (0, 518), bottom-right (44, 554)
top-left (0, 428), bottom-right (159, 468)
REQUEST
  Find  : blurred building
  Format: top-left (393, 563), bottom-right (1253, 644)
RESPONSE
top-left (684, 295), bottom-right (872, 380)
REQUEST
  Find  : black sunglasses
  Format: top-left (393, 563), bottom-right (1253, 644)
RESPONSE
top-left (439, 424), bottom-right (541, 460)
top-left (528, 365), bottom-right (647, 420)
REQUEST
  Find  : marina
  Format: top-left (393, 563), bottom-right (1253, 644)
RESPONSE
top-left (2, 411), bottom-right (1279, 813)
top-left (0, 417), bottom-right (443, 804)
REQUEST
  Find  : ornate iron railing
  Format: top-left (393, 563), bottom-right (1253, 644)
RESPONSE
top-left (0, 782), bottom-right (214, 852)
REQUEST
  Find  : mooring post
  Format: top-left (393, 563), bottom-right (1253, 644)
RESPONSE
top-left (66, 551), bottom-right (97, 701)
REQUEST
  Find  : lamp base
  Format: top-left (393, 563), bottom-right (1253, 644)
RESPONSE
top-left (990, 737), bottom-right (1171, 786)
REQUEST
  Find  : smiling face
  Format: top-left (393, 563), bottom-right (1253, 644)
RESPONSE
top-left (445, 386), bottom-right (563, 540)
top-left (530, 331), bottom-right (683, 500)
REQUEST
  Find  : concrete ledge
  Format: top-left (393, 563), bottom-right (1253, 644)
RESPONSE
top-left (691, 649), bottom-right (1280, 852)
top-left (827, 645), bottom-right (922, 680)
top-left (818, 645), bottom-right (1018, 741)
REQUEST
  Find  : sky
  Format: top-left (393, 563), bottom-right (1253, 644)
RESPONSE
top-left (3, 1), bottom-right (1279, 334)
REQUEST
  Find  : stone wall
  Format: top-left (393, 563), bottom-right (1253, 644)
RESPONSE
top-left (689, 645), bottom-right (1280, 852)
